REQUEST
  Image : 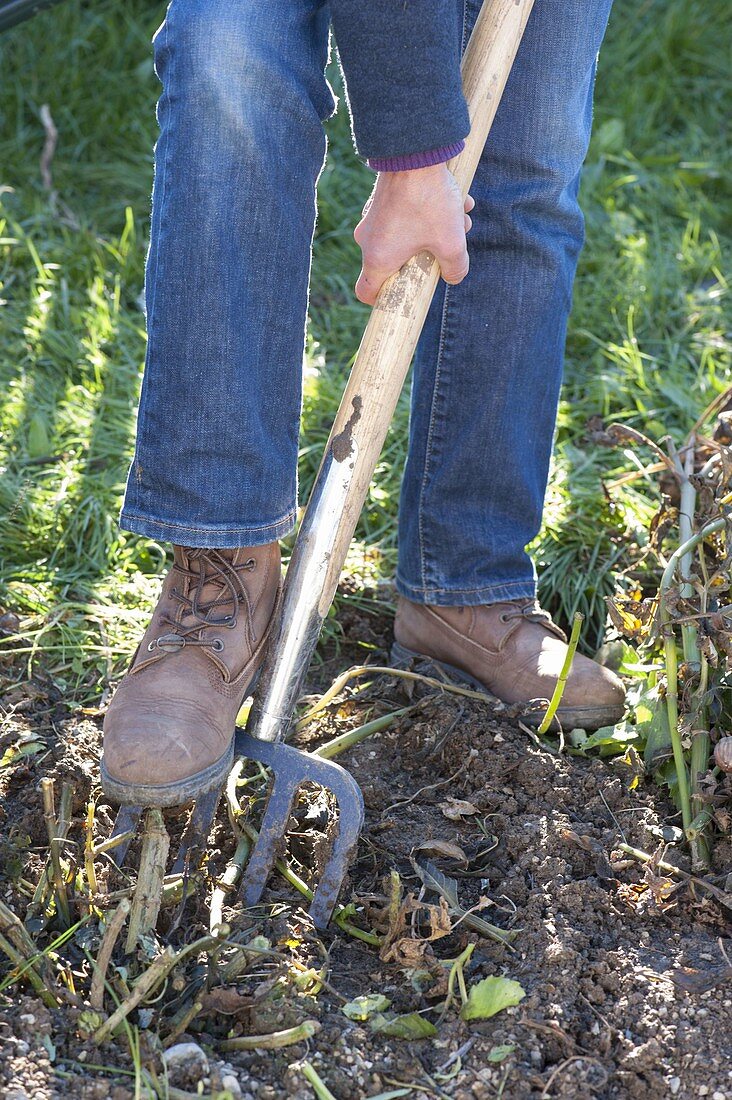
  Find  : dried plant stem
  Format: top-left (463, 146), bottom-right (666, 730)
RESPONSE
top-left (0, 931), bottom-right (58, 1008)
top-left (659, 515), bottom-right (726, 835)
top-left (0, 900), bottom-right (53, 983)
top-left (163, 999), bottom-right (204, 1048)
top-left (210, 835), bottom-right (250, 934)
top-left (298, 665), bottom-right (495, 727)
top-left (84, 801), bottom-right (99, 897)
top-left (125, 809), bottom-right (169, 954)
top-left (537, 613), bottom-right (584, 736)
top-left (94, 947), bottom-right (175, 1042)
top-left (219, 1019), bottom-right (320, 1051)
top-left (617, 843), bottom-right (732, 911)
top-left (677, 443), bottom-right (698, 663)
top-left (94, 927), bottom-right (228, 1043)
top-left (41, 778), bottom-right (71, 928)
top-left (674, 442), bottom-right (710, 867)
top-left (92, 830), bottom-right (137, 857)
top-left (90, 899), bottom-right (130, 1010)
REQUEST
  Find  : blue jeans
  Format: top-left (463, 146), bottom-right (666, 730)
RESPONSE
top-left (120, 0), bottom-right (613, 606)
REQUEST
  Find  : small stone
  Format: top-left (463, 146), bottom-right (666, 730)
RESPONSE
top-left (222, 1075), bottom-right (243, 1099)
top-left (669, 1079), bottom-right (681, 1095)
top-left (712, 1093), bottom-right (726, 1100)
top-left (19, 1014), bottom-right (35, 1026)
top-left (15, 1040), bottom-right (29, 1055)
top-left (5, 1090), bottom-right (30, 1100)
top-left (163, 1042), bottom-right (209, 1086)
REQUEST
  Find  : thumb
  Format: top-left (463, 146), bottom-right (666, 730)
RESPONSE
top-left (355, 257), bottom-right (398, 306)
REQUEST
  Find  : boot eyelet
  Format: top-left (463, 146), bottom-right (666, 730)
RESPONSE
top-left (211, 639), bottom-right (225, 652)
top-left (499, 613), bottom-right (510, 623)
top-left (245, 557), bottom-right (256, 570)
top-left (147, 640), bottom-right (156, 651)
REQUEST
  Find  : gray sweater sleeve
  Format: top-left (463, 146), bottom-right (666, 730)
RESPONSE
top-left (329, 0), bottom-right (470, 162)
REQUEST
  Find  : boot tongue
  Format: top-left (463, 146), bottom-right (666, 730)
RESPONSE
top-left (174, 547), bottom-right (253, 632)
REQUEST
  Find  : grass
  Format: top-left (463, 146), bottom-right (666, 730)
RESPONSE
top-left (0, 0), bottom-right (730, 701)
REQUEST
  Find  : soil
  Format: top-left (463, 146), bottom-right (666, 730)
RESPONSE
top-left (0, 601), bottom-right (731, 1100)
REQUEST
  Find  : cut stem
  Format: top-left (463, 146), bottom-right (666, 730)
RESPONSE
top-left (41, 778), bottom-right (71, 928)
top-left (125, 809), bottom-right (169, 953)
top-left (537, 613), bottom-right (584, 736)
top-left (219, 1020), bottom-right (320, 1051)
top-left (314, 706), bottom-right (417, 759)
top-left (90, 898), bottom-right (130, 1010)
top-left (659, 515), bottom-right (726, 835)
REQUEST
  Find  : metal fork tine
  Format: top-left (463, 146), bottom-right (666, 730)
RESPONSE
top-left (235, 732), bottom-right (364, 928)
top-left (170, 786), bottom-right (221, 876)
top-left (236, 738), bottom-right (299, 909)
top-left (109, 804), bottom-right (144, 867)
top-left (307, 763), bottom-right (364, 930)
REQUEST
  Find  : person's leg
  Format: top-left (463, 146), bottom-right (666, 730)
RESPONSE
top-left (120, 0), bottom-right (334, 548)
top-left (103, 0), bottom-right (334, 806)
top-left (394, 0), bottom-right (624, 729)
top-left (397, 0), bottom-right (613, 605)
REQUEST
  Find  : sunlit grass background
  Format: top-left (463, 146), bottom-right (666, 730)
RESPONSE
top-left (0, 0), bottom-right (730, 701)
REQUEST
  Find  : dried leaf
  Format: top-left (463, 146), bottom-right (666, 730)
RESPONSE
top-left (606, 595), bottom-right (657, 641)
top-left (559, 828), bottom-right (593, 852)
top-left (439, 797), bottom-right (479, 820)
top-left (670, 965), bottom-right (732, 995)
top-left (460, 976), bottom-right (526, 1021)
top-left (200, 988), bottom-right (253, 1016)
top-left (412, 859), bottom-right (517, 946)
top-left (383, 936), bottom-right (432, 969)
top-left (414, 840), bottom-right (469, 863)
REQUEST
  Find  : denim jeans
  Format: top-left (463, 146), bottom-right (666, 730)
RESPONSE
top-left (120, 0), bottom-right (613, 606)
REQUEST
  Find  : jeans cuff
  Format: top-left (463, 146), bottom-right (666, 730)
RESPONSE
top-left (119, 507), bottom-right (296, 548)
top-left (395, 574), bottom-right (537, 607)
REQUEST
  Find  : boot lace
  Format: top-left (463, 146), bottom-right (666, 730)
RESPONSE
top-left (500, 601), bottom-right (564, 637)
top-left (149, 549), bottom-right (256, 655)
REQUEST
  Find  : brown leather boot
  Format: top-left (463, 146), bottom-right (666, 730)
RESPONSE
top-left (393, 596), bottom-right (625, 730)
top-left (101, 543), bottom-right (281, 807)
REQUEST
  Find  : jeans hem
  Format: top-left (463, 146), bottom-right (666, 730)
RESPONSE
top-left (119, 508), bottom-right (296, 548)
top-left (395, 574), bottom-right (537, 607)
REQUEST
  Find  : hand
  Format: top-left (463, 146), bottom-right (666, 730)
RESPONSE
top-left (353, 163), bottom-right (475, 306)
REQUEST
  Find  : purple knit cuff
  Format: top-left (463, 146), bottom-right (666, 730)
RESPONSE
top-left (367, 139), bottom-right (465, 172)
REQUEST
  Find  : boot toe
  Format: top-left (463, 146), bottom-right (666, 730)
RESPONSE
top-left (102, 697), bottom-right (230, 789)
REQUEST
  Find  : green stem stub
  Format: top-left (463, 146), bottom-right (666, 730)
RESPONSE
top-left (537, 613), bottom-right (584, 736)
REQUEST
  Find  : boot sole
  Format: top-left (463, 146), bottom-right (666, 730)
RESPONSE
top-left (390, 642), bottom-right (623, 732)
top-left (101, 737), bottom-right (235, 809)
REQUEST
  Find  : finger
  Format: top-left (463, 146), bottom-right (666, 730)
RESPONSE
top-left (464, 193), bottom-right (475, 213)
top-left (464, 213), bottom-right (473, 233)
top-left (438, 245), bottom-right (470, 285)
